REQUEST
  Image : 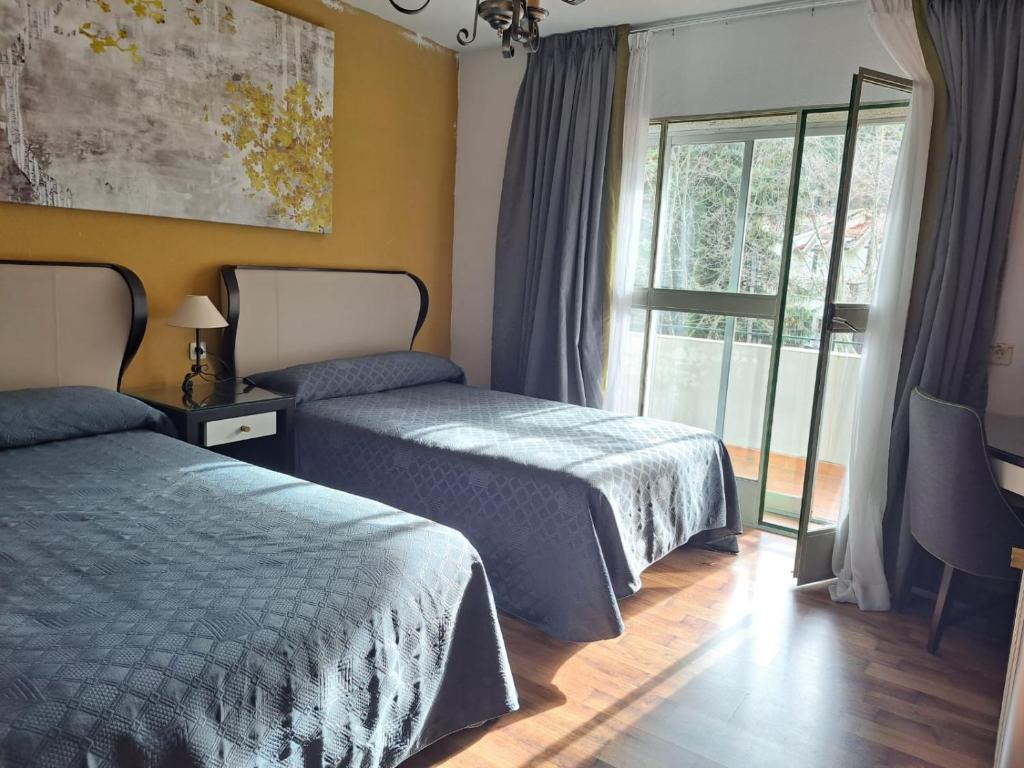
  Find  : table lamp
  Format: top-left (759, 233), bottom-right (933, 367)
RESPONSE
top-left (167, 295), bottom-right (228, 394)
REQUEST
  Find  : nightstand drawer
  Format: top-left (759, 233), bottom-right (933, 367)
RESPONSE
top-left (204, 412), bottom-right (277, 447)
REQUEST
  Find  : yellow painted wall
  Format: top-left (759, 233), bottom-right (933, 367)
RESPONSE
top-left (0, 1), bottom-right (457, 389)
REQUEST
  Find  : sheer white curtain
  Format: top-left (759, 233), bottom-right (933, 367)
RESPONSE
top-left (830, 0), bottom-right (934, 611)
top-left (605, 31), bottom-right (652, 414)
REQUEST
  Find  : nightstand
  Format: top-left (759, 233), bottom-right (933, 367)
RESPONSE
top-left (125, 381), bottom-right (295, 473)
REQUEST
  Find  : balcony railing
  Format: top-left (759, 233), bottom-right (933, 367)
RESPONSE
top-left (625, 332), bottom-right (860, 524)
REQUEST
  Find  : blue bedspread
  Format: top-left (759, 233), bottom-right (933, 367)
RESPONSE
top-left (0, 425), bottom-right (516, 766)
top-left (294, 382), bottom-right (742, 642)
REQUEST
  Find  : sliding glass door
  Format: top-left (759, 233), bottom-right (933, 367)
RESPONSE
top-left (792, 69), bottom-right (913, 584)
top-left (628, 78), bottom-right (910, 557)
top-left (759, 100), bottom-right (908, 536)
top-left (625, 116), bottom-right (798, 505)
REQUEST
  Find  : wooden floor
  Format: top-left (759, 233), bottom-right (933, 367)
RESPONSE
top-left (404, 531), bottom-right (1009, 768)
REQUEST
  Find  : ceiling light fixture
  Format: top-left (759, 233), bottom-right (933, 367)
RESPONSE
top-left (388, 0), bottom-right (587, 58)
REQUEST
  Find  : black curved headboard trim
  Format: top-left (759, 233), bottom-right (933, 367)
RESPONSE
top-left (219, 265), bottom-right (430, 376)
top-left (0, 259), bottom-right (147, 390)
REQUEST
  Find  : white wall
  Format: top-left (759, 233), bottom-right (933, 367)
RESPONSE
top-left (988, 165), bottom-right (1024, 416)
top-left (451, 50), bottom-right (526, 386)
top-left (648, 4), bottom-right (899, 118)
top-left (451, 3), bottom-right (900, 386)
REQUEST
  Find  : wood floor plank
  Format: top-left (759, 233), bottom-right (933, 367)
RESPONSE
top-left (404, 531), bottom-right (1007, 768)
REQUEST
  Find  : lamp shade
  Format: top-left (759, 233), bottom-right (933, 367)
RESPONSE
top-left (167, 295), bottom-right (228, 329)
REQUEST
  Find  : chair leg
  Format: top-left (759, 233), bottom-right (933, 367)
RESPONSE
top-left (928, 564), bottom-right (956, 655)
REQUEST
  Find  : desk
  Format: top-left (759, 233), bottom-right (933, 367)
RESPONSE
top-left (988, 414), bottom-right (1024, 496)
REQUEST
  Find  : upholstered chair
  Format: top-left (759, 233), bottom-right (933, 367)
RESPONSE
top-left (907, 388), bottom-right (1024, 653)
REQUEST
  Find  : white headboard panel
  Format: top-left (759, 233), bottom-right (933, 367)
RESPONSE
top-left (0, 261), bottom-right (147, 391)
top-left (222, 266), bottom-right (429, 378)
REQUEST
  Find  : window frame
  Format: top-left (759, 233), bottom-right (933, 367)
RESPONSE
top-left (635, 112), bottom-right (808, 442)
top-left (631, 105), bottom-right (907, 489)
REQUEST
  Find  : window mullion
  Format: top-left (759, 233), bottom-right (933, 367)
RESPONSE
top-left (637, 121), bottom-right (670, 417)
top-left (712, 140), bottom-right (755, 437)
top-left (730, 141), bottom-right (755, 292)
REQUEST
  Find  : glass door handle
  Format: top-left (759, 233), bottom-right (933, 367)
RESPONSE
top-left (830, 315), bottom-right (860, 333)
top-left (829, 303), bottom-right (870, 333)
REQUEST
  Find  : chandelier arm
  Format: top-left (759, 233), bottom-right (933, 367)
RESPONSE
top-left (511, 0), bottom-right (524, 38)
top-left (388, 0), bottom-right (432, 14)
top-left (456, 0), bottom-right (482, 46)
top-left (525, 15), bottom-right (540, 52)
top-left (501, 24), bottom-right (515, 58)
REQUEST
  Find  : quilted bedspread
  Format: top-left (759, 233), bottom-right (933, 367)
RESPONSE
top-left (293, 382), bottom-right (742, 642)
top-left (0, 430), bottom-right (517, 767)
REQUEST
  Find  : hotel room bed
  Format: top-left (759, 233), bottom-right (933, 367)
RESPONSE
top-left (224, 266), bottom-right (742, 643)
top-left (0, 261), bottom-right (516, 768)
top-left (0, 387), bottom-right (517, 768)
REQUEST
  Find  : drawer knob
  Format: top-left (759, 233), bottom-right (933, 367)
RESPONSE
top-left (239, 425), bottom-right (252, 433)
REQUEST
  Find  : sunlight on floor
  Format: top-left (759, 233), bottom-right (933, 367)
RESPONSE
top-left (403, 531), bottom-right (1006, 768)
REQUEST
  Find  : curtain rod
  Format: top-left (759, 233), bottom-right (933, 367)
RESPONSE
top-left (630, 0), bottom-right (860, 34)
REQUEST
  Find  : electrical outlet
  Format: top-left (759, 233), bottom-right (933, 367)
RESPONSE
top-left (991, 342), bottom-right (1015, 366)
top-left (189, 341), bottom-right (208, 361)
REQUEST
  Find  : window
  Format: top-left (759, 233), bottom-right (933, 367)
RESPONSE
top-left (625, 114), bottom-right (799, 479)
top-left (655, 139), bottom-right (746, 293)
top-left (626, 108), bottom-right (906, 494)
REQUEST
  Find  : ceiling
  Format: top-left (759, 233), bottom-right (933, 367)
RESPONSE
top-left (336, 0), bottom-right (779, 51)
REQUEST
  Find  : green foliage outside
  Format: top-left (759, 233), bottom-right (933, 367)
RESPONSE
top-left (633, 119), bottom-right (905, 352)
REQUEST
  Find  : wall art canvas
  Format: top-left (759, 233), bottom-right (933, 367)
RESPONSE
top-left (0, 0), bottom-right (334, 233)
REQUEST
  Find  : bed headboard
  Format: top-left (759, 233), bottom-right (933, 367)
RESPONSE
top-left (221, 266), bottom-right (429, 378)
top-left (0, 260), bottom-right (147, 391)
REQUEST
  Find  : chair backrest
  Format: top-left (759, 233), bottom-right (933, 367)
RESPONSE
top-left (908, 388), bottom-right (1024, 580)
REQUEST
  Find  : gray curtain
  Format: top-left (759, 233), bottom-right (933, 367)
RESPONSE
top-left (885, 0), bottom-right (1024, 599)
top-left (491, 27), bottom-right (619, 407)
